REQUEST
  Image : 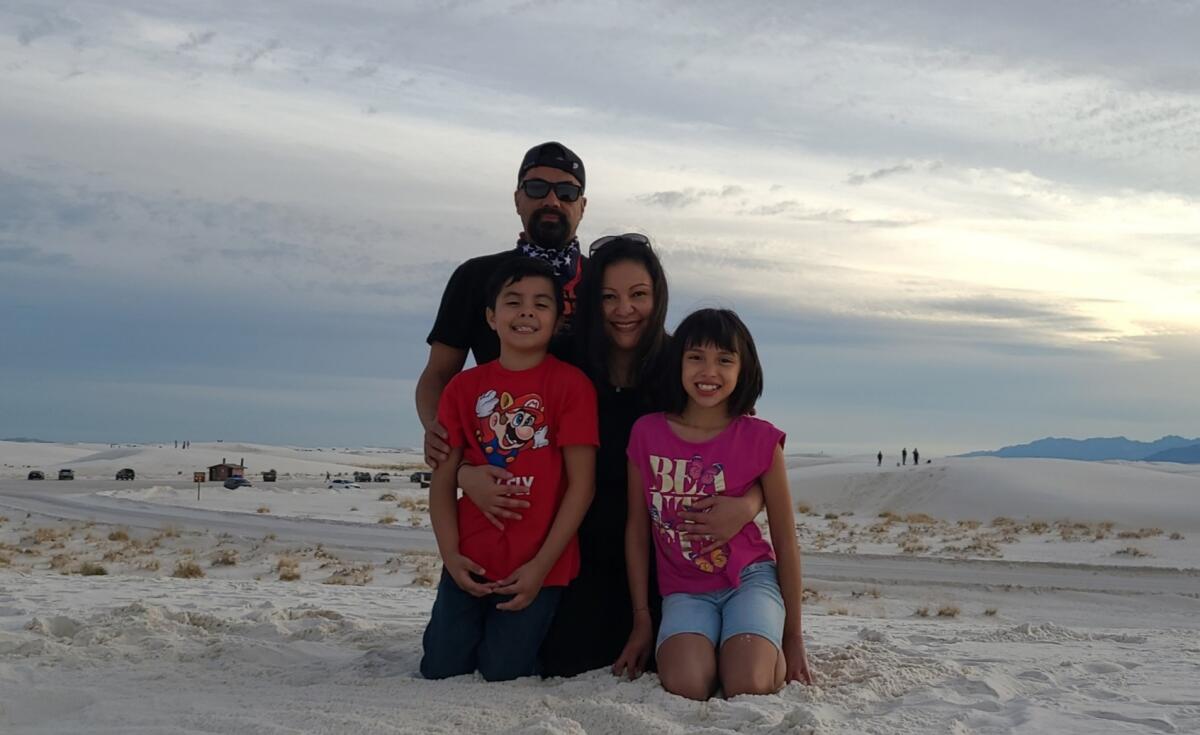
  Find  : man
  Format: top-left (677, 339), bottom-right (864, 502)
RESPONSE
top-left (416, 142), bottom-right (588, 468)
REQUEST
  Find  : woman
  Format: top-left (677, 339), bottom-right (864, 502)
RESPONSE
top-left (460, 234), bottom-right (763, 677)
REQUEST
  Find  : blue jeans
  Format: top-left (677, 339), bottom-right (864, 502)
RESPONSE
top-left (420, 567), bottom-right (562, 681)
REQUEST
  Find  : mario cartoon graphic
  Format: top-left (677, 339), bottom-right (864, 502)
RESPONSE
top-left (474, 389), bottom-right (550, 468)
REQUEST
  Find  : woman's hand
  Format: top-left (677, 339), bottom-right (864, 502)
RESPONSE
top-left (677, 487), bottom-right (764, 556)
top-left (459, 464), bottom-right (531, 530)
top-left (783, 632), bottom-right (814, 685)
top-left (611, 613), bottom-right (653, 680)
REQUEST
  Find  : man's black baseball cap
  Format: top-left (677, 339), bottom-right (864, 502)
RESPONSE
top-left (518, 141), bottom-right (585, 190)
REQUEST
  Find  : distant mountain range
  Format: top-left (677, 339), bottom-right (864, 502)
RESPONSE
top-left (1, 437), bottom-right (53, 443)
top-left (961, 435), bottom-right (1200, 463)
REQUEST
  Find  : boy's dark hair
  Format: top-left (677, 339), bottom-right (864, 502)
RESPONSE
top-left (484, 256), bottom-right (562, 315)
top-left (574, 236), bottom-right (670, 392)
top-left (665, 308), bottom-right (764, 417)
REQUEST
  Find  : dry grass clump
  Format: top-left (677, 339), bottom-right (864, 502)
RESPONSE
top-left (0, 515), bottom-right (8, 524)
top-left (984, 608), bottom-right (998, 616)
top-left (211, 549), bottom-right (239, 567)
top-left (905, 513), bottom-right (937, 525)
top-left (378, 493), bottom-right (397, 502)
top-left (1027, 520), bottom-right (1049, 534)
top-left (851, 588), bottom-right (881, 599)
top-left (826, 607), bottom-right (849, 616)
top-left (172, 560), bottom-right (205, 578)
top-left (796, 502), bottom-right (811, 514)
top-left (1170, 532), bottom-right (1185, 541)
top-left (49, 553), bottom-right (73, 570)
top-left (159, 525), bottom-right (181, 538)
top-left (900, 538), bottom-right (929, 554)
top-left (378, 514), bottom-right (398, 525)
top-left (323, 562), bottom-right (373, 586)
top-left (1117, 528), bottom-right (1163, 539)
top-left (1115, 546), bottom-right (1149, 558)
top-left (256, 506), bottom-right (270, 514)
top-left (801, 586), bottom-right (826, 603)
top-left (276, 556), bottom-right (301, 581)
top-left (823, 512), bottom-right (839, 521)
top-left (937, 605), bottom-right (960, 618)
top-left (991, 517), bottom-right (1015, 528)
top-left (397, 497), bottom-right (430, 513)
top-left (963, 536), bottom-right (1002, 557)
top-left (33, 527), bottom-right (65, 544)
top-left (107, 528), bottom-right (130, 542)
top-left (915, 606), bottom-right (930, 617)
top-left (878, 511), bottom-right (899, 521)
top-left (137, 558), bottom-right (160, 572)
top-left (956, 519), bottom-right (982, 530)
top-left (77, 561), bottom-right (108, 576)
top-left (0, 553), bottom-right (11, 567)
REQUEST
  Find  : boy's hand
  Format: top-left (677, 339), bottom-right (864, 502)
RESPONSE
top-left (611, 614), bottom-right (653, 680)
top-left (459, 464), bottom-right (529, 531)
top-left (444, 552), bottom-right (494, 597)
top-left (492, 559), bottom-right (549, 611)
top-left (783, 632), bottom-right (815, 685)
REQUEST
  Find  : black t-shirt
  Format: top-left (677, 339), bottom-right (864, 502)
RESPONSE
top-left (426, 248), bottom-right (585, 365)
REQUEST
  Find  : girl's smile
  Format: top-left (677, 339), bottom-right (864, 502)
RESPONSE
top-left (682, 344), bottom-right (740, 409)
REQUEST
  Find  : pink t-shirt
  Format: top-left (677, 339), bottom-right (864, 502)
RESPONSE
top-left (627, 413), bottom-right (784, 596)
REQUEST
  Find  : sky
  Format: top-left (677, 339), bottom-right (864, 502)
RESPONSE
top-left (1, 0), bottom-right (1198, 456)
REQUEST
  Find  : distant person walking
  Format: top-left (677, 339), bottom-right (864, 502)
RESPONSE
top-left (912, 448), bottom-right (919, 465)
top-left (876, 451), bottom-right (882, 467)
top-left (901, 448), bottom-right (907, 466)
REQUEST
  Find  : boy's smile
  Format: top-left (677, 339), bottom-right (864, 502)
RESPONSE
top-left (487, 274), bottom-right (559, 353)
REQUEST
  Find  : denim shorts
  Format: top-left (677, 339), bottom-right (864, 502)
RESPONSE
top-left (656, 561), bottom-right (784, 652)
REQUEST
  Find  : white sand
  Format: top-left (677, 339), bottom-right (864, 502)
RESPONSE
top-left (2, 442), bottom-right (1199, 733)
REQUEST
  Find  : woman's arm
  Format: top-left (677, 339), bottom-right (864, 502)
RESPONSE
top-left (762, 445), bottom-right (814, 685)
top-left (612, 459), bottom-right (653, 679)
top-left (677, 481), bottom-right (765, 556)
top-left (493, 445), bottom-right (595, 611)
top-left (458, 463), bottom-right (528, 530)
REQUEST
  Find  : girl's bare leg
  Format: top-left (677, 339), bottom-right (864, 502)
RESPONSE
top-left (719, 633), bottom-right (785, 697)
top-left (657, 633), bottom-right (718, 700)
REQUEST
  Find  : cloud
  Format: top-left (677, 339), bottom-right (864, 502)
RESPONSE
top-left (0, 245), bottom-right (71, 267)
top-left (632, 184), bottom-right (746, 209)
top-left (847, 163), bottom-right (915, 185)
top-left (176, 30), bottom-right (216, 53)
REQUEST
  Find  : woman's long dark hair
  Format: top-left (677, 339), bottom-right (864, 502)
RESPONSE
top-left (575, 236), bottom-right (670, 392)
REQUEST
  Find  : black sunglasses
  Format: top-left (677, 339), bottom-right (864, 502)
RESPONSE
top-left (588, 233), bottom-right (652, 256)
top-left (520, 178), bottom-right (583, 202)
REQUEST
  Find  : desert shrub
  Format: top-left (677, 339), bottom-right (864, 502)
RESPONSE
top-left (323, 563), bottom-right (373, 586)
top-left (256, 506), bottom-right (270, 514)
top-left (159, 525), bottom-right (181, 538)
top-left (378, 515), bottom-right (398, 525)
top-left (1027, 520), bottom-right (1049, 534)
top-left (827, 607), bottom-right (849, 615)
top-left (276, 556), bottom-right (301, 581)
top-left (78, 561), bottom-right (108, 576)
top-left (0, 553), bottom-right (10, 566)
top-left (49, 553), bottom-right (72, 570)
top-left (915, 606), bottom-right (930, 617)
top-left (107, 528), bottom-right (130, 542)
top-left (937, 605), bottom-right (960, 617)
top-left (984, 608), bottom-right (998, 616)
top-left (796, 502), bottom-right (811, 514)
top-left (397, 497), bottom-right (429, 512)
top-left (905, 513), bottom-right (936, 525)
top-left (823, 513), bottom-right (839, 521)
top-left (1170, 532), bottom-right (1185, 540)
top-left (211, 549), bottom-right (238, 567)
top-left (1115, 546), bottom-right (1149, 558)
top-left (878, 511), bottom-right (899, 521)
top-left (956, 519), bottom-right (981, 529)
top-left (172, 560), bottom-right (205, 578)
top-left (33, 528), bottom-right (63, 544)
top-left (991, 517), bottom-right (1014, 528)
top-left (378, 493), bottom-right (397, 502)
top-left (137, 558), bottom-right (160, 571)
top-left (900, 539), bottom-right (929, 554)
top-left (0, 515), bottom-right (8, 524)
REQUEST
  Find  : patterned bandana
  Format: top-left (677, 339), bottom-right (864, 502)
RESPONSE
top-left (516, 237), bottom-right (581, 280)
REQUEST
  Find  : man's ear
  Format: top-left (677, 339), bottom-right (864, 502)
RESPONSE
top-left (486, 306), bottom-right (497, 332)
top-left (514, 188), bottom-right (520, 213)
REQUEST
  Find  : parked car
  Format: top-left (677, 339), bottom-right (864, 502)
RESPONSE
top-left (58, 469), bottom-right (74, 480)
top-left (27, 470), bottom-right (44, 480)
top-left (261, 469), bottom-right (277, 482)
top-left (115, 468), bottom-right (136, 481)
top-left (409, 471), bottom-right (432, 484)
top-left (328, 479), bottom-right (360, 490)
top-left (353, 471), bottom-right (373, 483)
top-left (223, 477), bottom-right (252, 489)
top-left (373, 472), bottom-right (391, 482)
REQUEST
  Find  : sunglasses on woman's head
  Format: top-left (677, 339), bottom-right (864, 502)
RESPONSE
top-left (520, 178), bottom-right (583, 202)
top-left (589, 233), bottom-right (652, 255)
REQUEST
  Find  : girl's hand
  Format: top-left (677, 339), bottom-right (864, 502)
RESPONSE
top-left (444, 552), bottom-right (494, 597)
top-left (783, 632), bottom-right (814, 685)
top-left (492, 559), bottom-right (549, 611)
top-left (611, 614), bottom-right (653, 680)
top-left (677, 489), bottom-right (762, 556)
top-left (459, 464), bottom-right (530, 530)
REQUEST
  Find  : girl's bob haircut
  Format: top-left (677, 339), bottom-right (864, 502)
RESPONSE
top-left (665, 308), bottom-right (764, 417)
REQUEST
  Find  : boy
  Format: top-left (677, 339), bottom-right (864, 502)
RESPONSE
top-left (420, 257), bottom-right (598, 681)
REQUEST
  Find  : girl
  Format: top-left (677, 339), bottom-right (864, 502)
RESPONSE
top-left (613, 308), bottom-right (814, 698)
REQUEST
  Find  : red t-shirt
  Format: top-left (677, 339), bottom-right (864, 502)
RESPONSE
top-left (438, 355), bottom-right (599, 587)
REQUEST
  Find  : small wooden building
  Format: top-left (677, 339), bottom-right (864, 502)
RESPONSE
top-left (208, 458), bottom-right (245, 482)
